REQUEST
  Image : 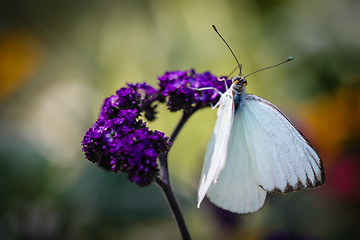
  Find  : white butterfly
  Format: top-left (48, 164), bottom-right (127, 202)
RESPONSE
top-left (197, 62), bottom-right (325, 214)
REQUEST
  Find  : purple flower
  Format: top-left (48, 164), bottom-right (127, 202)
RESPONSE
top-left (83, 69), bottom-right (226, 187)
top-left (82, 109), bottom-right (171, 187)
top-left (99, 83), bottom-right (158, 121)
top-left (158, 69), bottom-right (231, 112)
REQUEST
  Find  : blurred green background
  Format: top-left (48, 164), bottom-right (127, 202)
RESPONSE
top-left (0, 0), bottom-right (359, 239)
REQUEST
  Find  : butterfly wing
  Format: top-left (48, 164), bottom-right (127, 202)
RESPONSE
top-left (198, 90), bottom-right (235, 207)
top-left (243, 94), bottom-right (325, 193)
top-left (206, 105), bottom-right (267, 213)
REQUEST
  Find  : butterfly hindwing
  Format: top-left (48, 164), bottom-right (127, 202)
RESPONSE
top-left (243, 94), bottom-right (325, 193)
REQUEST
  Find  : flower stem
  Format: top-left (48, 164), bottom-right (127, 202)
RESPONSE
top-left (159, 111), bottom-right (194, 185)
top-left (156, 110), bottom-right (195, 240)
top-left (169, 110), bottom-right (194, 144)
top-left (155, 177), bottom-right (191, 240)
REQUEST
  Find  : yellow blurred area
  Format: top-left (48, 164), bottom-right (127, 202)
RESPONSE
top-left (0, 30), bottom-right (43, 100)
top-left (301, 81), bottom-right (360, 165)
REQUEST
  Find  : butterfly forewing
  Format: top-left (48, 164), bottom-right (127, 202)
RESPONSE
top-left (198, 90), bottom-right (235, 207)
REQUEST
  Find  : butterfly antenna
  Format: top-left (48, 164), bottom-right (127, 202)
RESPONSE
top-left (244, 57), bottom-right (294, 78)
top-left (212, 25), bottom-right (242, 76)
top-left (226, 65), bottom-right (240, 78)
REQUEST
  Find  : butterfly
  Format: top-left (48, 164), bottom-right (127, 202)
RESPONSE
top-left (197, 26), bottom-right (325, 213)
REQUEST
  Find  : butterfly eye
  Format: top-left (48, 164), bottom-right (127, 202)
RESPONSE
top-left (243, 80), bottom-right (247, 87)
top-left (232, 76), bottom-right (240, 84)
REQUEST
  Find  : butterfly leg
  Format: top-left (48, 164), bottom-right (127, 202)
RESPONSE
top-left (188, 86), bottom-right (224, 96)
top-left (211, 100), bottom-right (221, 109)
top-left (218, 77), bottom-right (229, 91)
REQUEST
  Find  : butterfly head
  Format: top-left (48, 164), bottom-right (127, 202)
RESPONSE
top-left (231, 76), bottom-right (247, 93)
top-left (232, 76), bottom-right (247, 87)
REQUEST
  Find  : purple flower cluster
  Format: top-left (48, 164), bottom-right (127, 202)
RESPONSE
top-left (82, 69), bottom-right (228, 186)
top-left (158, 69), bottom-right (231, 112)
top-left (82, 82), bottom-right (170, 187)
top-left (82, 109), bottom-right (170, 187)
